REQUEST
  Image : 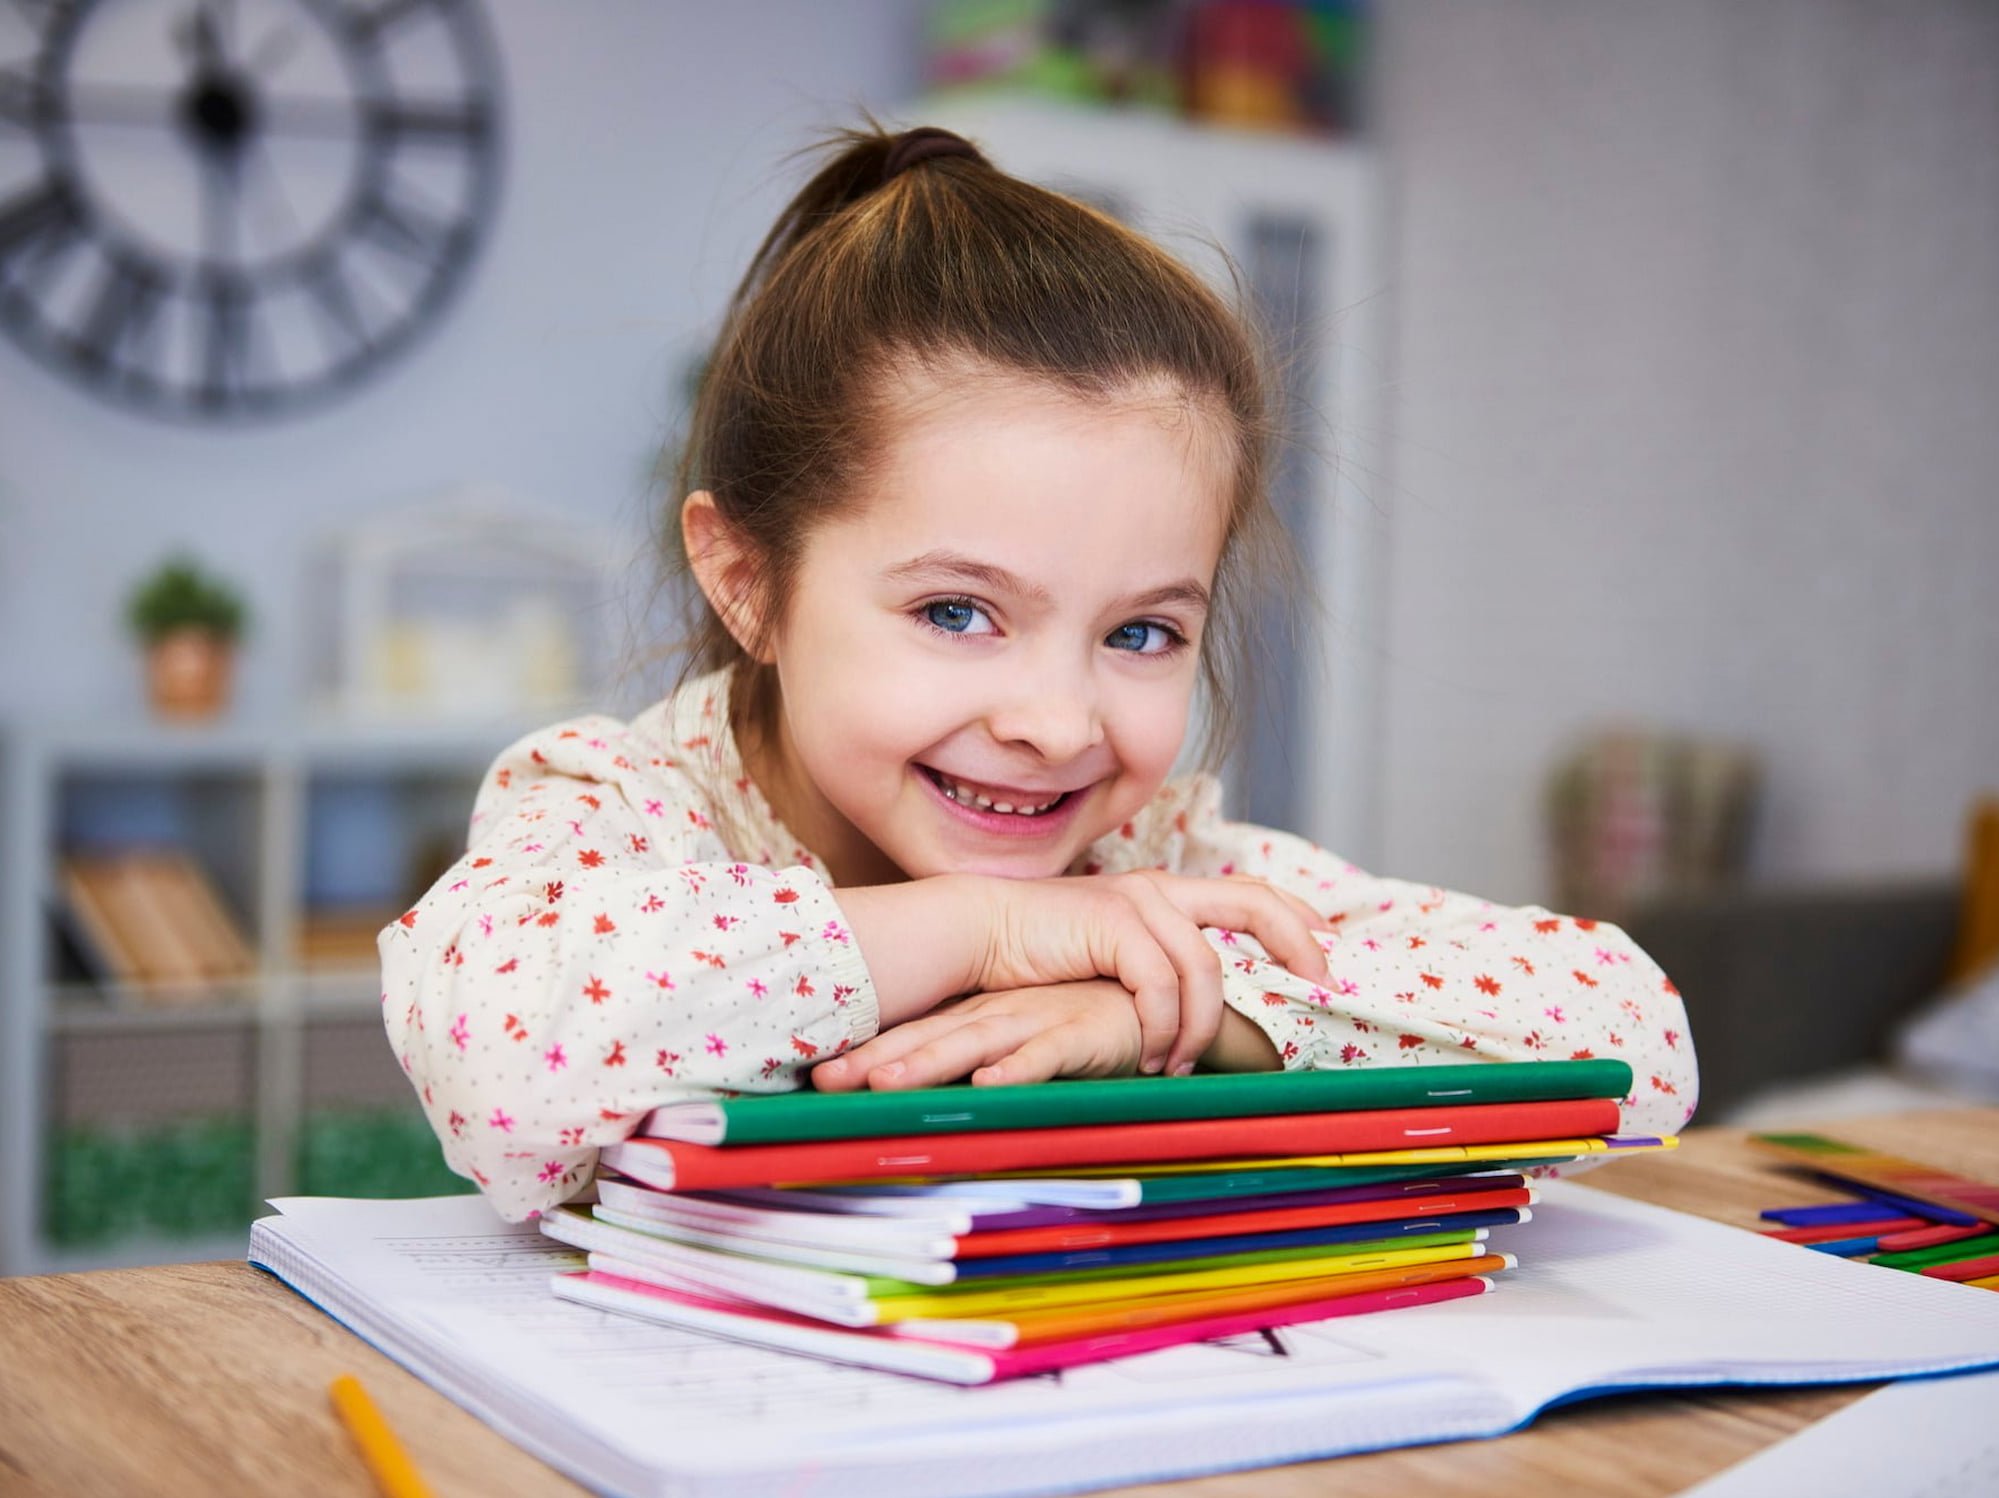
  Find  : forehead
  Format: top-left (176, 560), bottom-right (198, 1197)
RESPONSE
top-left (841, 361), bottom-right (1236, 582)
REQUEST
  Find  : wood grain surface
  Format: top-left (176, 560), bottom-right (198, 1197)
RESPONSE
top-left (1, 1108), bottom-right (1993, 1498)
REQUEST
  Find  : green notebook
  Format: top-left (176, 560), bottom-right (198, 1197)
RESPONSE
top-left (639, 1059), bottom-right (1634, 1145)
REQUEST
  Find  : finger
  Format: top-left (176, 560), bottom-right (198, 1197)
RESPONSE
top-left (873, 1015), bottom-right (1039, 1091)
top-left (1092, 895), bottom-right (1182, 1076)
top-left (1171, 875), bottom-right (1330, 984)
top-left (1118, 879), bottom-right (1225, 1077)
top-left (813, 1009), bottom-right (971, 1090)
top-left (974, 1025), bottom-right (1100, 1088)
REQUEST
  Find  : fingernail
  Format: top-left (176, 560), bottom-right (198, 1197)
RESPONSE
top-left (1141, 1058), bottom-right (1164, 1075)
top-left (877, 1062), bottom-right (903, 1079)
top-left (1174, 1062), bottom-right (1194, 1077)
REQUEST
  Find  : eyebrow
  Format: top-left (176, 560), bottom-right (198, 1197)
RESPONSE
top-left (882, 550), bottom-right (1212, 616)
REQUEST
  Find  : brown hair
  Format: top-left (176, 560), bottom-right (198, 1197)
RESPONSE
top-left (669, 122), bottom-right (1295, 765)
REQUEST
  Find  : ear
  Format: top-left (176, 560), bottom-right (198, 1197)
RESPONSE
top-left (681, 492), bottom-right (774, 662)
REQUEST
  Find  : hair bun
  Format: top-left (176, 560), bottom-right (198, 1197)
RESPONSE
top-left (879, 127), bottom-right (985, 184)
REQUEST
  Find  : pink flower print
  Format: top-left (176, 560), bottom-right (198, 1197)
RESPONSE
top-left (1607, 1030), bottom-right (1625, 1047)
top-left (820, 920), bottom-right (849, 944)
top-left (1594, 946), bottom-right (1619, 966)
top-left (641, 895), bottom-right (665, 913)
top-left (1395, 990), bottom-right (1417, 1004)
top-left (448, 878), bottom-right (468, 892)
top-left (1361, 938), bottom-right (1380, 951)
top-left (760, 1056), bottom-right (784, 1080)
top-left (543, 1043), bottom-right (568, 1072)
top-left (567, 820), bottom-right (585, 837)
top-left (449, 1013), bottom-right (470, 1051)
top-left (1544, 1005), bottom-right (1566, 1023)
top-left (832, 983), bottom-right (855, 1007)
top-left (1522, 1030), bottom-right (1547, 1050)
top-left (1663, 1028), bottom-right (1681, 1050)
top-left (645, 969), bottom-right (675, 991)
top-left (478, 913), bottom-right (493, 937)
top-left (522, 842), bottom-right (544, 854)
top-left (1377, 898), bottom-right (1395, 912)
top-left (587, 737), bottom-right (608, 751)
top-left (1512, 955), bottom-right (1536, 975)
top-left (447, 1110), bottom-right (466, 1136)
top-left (629, 834), bottom-right (650, 854)
top-left (560, 1126), bottom-right (585, 1146)
top-left (1281, 1040), bottom-right (1300, 1061)
top-left (537, 1160), bottom-right (566, 1185)
top-left (1215, 929), bottom-right (1239, 946)
top-left (1479, 920), bottom-right (1498, 932)
top-left (1305, 986), bottom-right (1333, 1007)
top-left (705, 1033), bottom-right (728, 1057)
top-left (1339, 1043), bottom-right (1367, 1064)
top-left (644, 799), bottom-right (665, 817)
top-left (744, 977), bottom-right (768, 999)
top-left (488, 1108), bottom-right (515, 1133)
top-left (655, 1048), bottom-right (681, 1073)
top-left (495, 957), bottom-right (518, 974)
top-left (729, 864), bottom-right (751, 886)
top-left (686, 807), bottom-right (712, 830)
top-left (712, 913), bottom-right (740, 930)
top-left (1335, 977), bottom-right (1360, 997)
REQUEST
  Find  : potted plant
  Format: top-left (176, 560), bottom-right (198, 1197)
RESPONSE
top-left (126, 558), bottom-right (248, 720)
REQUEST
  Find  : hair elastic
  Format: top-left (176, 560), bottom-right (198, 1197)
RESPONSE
top-left (880, 127), bottom-right (984, 184)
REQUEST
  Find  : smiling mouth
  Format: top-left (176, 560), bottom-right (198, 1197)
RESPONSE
top-left (917, 765), bottom-right (1076, 818)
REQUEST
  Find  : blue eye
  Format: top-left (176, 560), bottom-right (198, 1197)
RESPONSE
top-left (922, 599), bottom-right (993, 635)
top-left (1107, 622), bottom-right (1178, 654)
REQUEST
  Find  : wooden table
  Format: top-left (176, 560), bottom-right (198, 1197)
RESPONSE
top-left (2, 1107), bottom-right (1994, 1497)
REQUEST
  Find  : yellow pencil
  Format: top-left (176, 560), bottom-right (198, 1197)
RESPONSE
top-left (329, 1374), bottom-right (435, 1498)
top-left (1968, 1274), bottom-right (1999, 1291)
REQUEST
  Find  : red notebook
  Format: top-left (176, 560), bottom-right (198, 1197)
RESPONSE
top-left (598, 1097), bottom-right (1620, 1192)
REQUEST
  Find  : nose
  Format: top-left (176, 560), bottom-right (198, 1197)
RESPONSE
top-left (984, 655), bottom-right (1105, 765)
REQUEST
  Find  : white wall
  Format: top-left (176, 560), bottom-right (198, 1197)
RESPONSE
top-left (6, 1), bottom-right (1995, 907)
top-left (0, 0), bottom-right (921, 718)
top-left (1372, 0), bottom-right (1999, 902)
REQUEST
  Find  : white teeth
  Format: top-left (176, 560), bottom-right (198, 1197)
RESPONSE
top-left (931, 772), bottom-right (1060, 816)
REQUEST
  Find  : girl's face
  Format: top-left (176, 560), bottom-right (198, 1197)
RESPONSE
top-left (754, 368), bottom-right (1234, 886)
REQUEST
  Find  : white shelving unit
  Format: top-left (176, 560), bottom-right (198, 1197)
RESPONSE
top-left (0, 714), bottom-right (535, 1276)
top-left (918, 98), bottom-right (1388, 860)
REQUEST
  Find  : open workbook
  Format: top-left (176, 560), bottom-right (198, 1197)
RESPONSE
top-left (248, 1183), bottom-right (1999, 1498)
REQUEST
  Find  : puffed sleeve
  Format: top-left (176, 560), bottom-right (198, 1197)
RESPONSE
top-left (1110, 777), bottom-right (1699, 1144)
top-left (379, 720), bottom-right (877, 1220)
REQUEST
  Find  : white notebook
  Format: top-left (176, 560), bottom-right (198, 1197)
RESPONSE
top-left (247, 1183), bottom-right (1999, 1498)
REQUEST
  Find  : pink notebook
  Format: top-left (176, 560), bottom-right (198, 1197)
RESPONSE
top-left (550, 1267), bottom-right (1494, 1384)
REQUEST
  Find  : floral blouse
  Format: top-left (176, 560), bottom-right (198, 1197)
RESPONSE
top-left (381, 670), bottom-right (1699, 1221)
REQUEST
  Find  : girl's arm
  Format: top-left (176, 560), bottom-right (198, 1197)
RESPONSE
top-left (381, 721), bottom-right (877, 1221)
top-left (1121, 777), bottom-right (1700, 1142)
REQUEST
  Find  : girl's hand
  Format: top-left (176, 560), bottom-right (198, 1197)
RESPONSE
top-left (812, 982), bottom-right (1143, 1092)
top-left (975, 871), bottom-right (1329, 1077)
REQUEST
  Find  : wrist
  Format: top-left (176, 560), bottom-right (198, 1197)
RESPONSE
top-left (835, 875), bottom-right (989, 1027)
top-left (1199, 1006), bottom-right (1283, 1073)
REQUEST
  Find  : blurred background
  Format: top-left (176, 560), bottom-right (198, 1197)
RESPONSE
top-left (2, 0), bottom-right (1995, 1276)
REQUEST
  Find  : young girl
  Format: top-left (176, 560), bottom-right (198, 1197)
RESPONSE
top-left (382, 125), bottom-right (1697, 1222)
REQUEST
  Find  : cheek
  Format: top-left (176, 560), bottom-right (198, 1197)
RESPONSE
top-left (1106, 673), bottom-right (1197, 789)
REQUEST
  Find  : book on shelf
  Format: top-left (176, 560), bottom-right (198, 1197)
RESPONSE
top-left (58, 852), bottom-right (254, 998)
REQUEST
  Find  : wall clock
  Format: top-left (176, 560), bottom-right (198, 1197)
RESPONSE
top-left (0, 0), bottom-right (502, 420)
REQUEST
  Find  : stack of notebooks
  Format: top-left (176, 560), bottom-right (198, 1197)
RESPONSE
top-left (541, 1058), bottom-right (1672, 1384)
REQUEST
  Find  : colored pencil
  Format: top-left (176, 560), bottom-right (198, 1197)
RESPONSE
top-left (329, 1374), bottom-right (433, 1498)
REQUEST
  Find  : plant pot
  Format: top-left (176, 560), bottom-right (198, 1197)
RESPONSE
top-left (146, 628), bottom-right (236, 720)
